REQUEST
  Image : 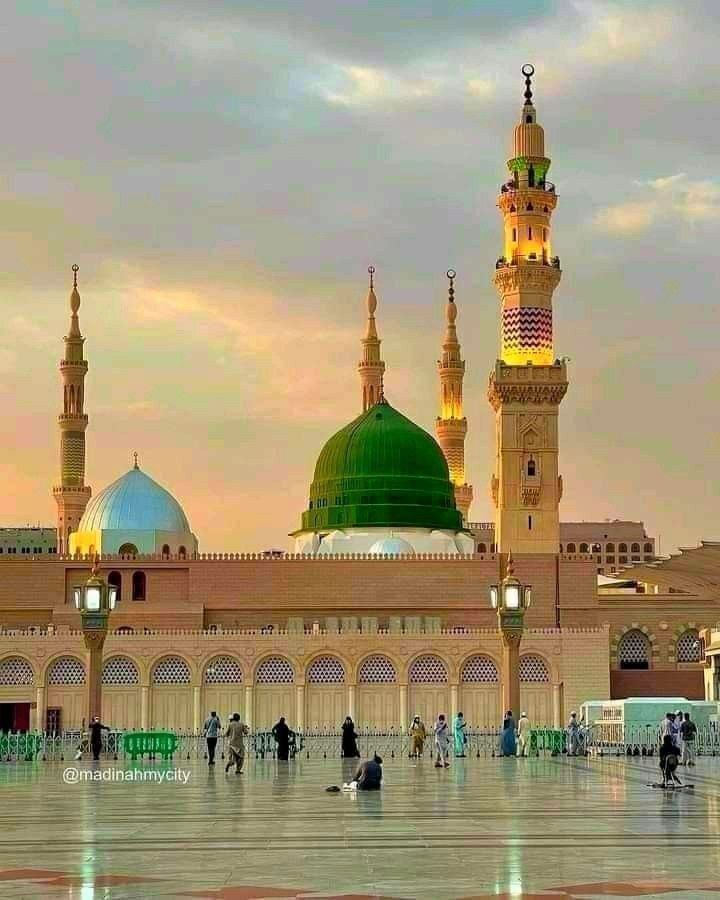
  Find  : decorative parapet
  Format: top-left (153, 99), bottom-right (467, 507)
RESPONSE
top-left (488, 360), bottom-right (568, 410)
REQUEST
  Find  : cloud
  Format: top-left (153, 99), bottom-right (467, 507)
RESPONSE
top-left (321, 65), bottom-right (443, 107)
top-left (593, 174), bottom-right (720, 234)
top-left (573, 3), bottom-right (676, 64)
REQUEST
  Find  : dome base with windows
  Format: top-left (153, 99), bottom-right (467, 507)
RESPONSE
top-left (294, 527), bottom-right (474, 556)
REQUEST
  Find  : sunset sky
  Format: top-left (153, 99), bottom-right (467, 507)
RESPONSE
top-left (1, 0), bottom-right (718, 554)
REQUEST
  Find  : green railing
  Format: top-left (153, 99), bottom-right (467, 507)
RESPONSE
top-left (0, 731), bottom-right (42, 761)
top-left (529, 728), bottom-right (566, 755)
top-left (121, 731), bottom-right (178, 761)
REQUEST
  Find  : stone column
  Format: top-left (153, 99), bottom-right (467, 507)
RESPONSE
top-left (140, 684), bottom-right (150, 730)
top-left (450, 683), bottom-right (459, 723)
top-left (552, 683), bottom-right (562, 729)
top-left (83, 635), bottom-right (106, 723)
top-left (501, 630), bottom-right (521, 719)
top-left (399, 683), bottom-right (408, 733)
top-left (296, 683), bottom-right (305, 732)
top-left (244, 685), bottom-right (253, 729)
top-left (35, 685), bottom-right (46, 732)
top-left (348, 683), bottom-right (356, 720)
top-left (193, 685), bottom-right (201, 733)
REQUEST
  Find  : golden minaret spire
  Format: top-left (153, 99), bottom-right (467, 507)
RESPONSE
top-left (358, 265), bottom-right (386, 411)
top-left (436, 269), bottom-right (472, 523)
top-left (53, 264), bottom-right (92, 554)
top-left (488, 66), bottom-right (568, 554)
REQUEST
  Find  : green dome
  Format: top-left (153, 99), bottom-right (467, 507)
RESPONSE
top-left (299, 399), bottom-right (463, 533)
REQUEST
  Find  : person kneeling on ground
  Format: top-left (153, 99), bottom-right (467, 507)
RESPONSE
top-left (659, 735), bottom-right (682, 788)
top-left (349, 753), bottom-right (383, 791)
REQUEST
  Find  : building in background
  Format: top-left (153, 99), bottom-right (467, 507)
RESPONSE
top-left (0, 528), bottom-right (57, 556)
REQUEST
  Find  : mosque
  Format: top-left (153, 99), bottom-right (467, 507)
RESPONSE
top-left (0, 68), bottom-right (717, 737)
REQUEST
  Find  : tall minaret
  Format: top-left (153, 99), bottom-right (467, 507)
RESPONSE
top-left (488, 66), bottom-right (568, 554)
top-left (436, 269), bottom-right (473, 523)
top-left (358, 265), bottom-right (386, 411)
top-left (53, 265), bottom-right (91, 553)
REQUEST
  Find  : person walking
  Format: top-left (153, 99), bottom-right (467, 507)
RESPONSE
top-left (409, 716), bottom-right (426, 759)
top-left (272, 716), bottom-right (293, 761)
top-left (567, 711), bottom-right (581, 756)
top-left (500, 710), bottom-right (517, 757)
top-left (341, 716), bottom-right (360, 758)
top-left (89, 716), bottom-right (109, 761)
top-left (517, 711), bottom-right (531, 758)
top-left (680, 711), bottom-right (697, 767)
top-left (433, 714), bottom-right (451, 768)
top-left (203, 710), bottom-right (222, 766)
top-left (224, 713), bottom-right (248, 774)
top-left (453, 712), bottom-right (467, 758)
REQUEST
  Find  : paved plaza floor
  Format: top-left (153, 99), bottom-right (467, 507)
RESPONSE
top-left (0, 753), bottom-right (718, 899)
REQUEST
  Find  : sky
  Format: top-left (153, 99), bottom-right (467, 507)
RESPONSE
top-left (1, 0), bottom-right (718, 554)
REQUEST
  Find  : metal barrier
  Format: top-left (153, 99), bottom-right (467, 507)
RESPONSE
top-left (0, 723), bottom-right (717, 762)
top-left (585, 722), bottom-right (720, 757)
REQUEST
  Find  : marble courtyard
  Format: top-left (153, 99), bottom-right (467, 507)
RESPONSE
top-left (0, 755), bottom-right (718, 899)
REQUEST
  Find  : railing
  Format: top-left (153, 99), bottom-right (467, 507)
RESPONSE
top-left (500, 180), bottom-right (556, 194)
top-left (584, 722), bottom-right (720, 757)
top-left (2, 724), bottom-right (718, 762)
top-left (496, 253), bottom-right (561, 269)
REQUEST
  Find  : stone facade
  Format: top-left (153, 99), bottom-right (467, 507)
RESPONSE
top-left (0, 552), bottom-right (714, 732)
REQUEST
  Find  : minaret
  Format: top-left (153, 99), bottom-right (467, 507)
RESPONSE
top-left (358, 265), bottom-right (386, 411)
top-left (488, 66), bottom-right (568, 553)
top-left (436, 269), bottom-right (473, 523)
top-left (53, 265), bottom-right (91, 553)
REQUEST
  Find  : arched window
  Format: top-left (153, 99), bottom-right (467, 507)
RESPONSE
top-left (606, 543), bottom-right (615, 552)
top-left (132, 572), bottom-right (146, 602)
top-left (118, 543), bottom-right (138, 557)
top-left (409, 655), bottom-right (448, 683)
top-left (48, 656), bottom-right (86, 685)
top-left (566, 543), bottom-right (576, 553)
top-left (579, 543), bottom-right (589, 553)
top-left (161, 544), bottom-right (170, 559)
top-left (358, 655), bottom-right (397, 683)
top-left (255, 656), bottom-right (294, 684)
top-left (528, 225), bottom-right (533, 240)
top-left (152, 656), bottom-right (191, 684)
top-left (617, 630), bottom-right (650, 670)
top-left (559, 544), bottom-right (563, 553)
top-left (307, 656), bottom-right (345, 683)
top-left (644, 543), bottom-right (653, 554)
top-left (204, 656), bottom-right (243, 683)
top-left (461, 656), bottom-right (499, 683)
top-left (528, 166), bottom-right (535, 187)
top-left (477, 542), bottom-right (487, 553)
top-left (108, 571), bottom-right (121, 602)
top-left (619, 543), bottom-right (628, 553)
top-left (519, 655), bottom-right (549, 682)
top-left (102, 657), bottom-right (140, 685)
top-left (526, 202), bottom-right (533, 211)
top-left (0, 656), bottom-right (34, 685)
top-left (178, 546), bottom-right (187, 559)
top-left (631, 543), bottom-right (640, 553)
top-left (512, 227), bottom-right (517, 242)
top-left (527, 458), bottom-right (536, 476)
top-left (676, 630), bottom-right (702, 663)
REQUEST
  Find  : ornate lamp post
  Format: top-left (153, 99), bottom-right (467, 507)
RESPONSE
top-left (74, 558), bottom-right (117, 723)
top-left (490, 553), bottom-right (532, 717)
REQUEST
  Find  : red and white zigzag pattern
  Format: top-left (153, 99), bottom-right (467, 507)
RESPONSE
top-left (502, 306), bottom-right (552, 354)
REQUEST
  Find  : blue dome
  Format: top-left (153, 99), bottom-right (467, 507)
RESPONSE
top-left (78, 467), bottom-right (191, 533)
